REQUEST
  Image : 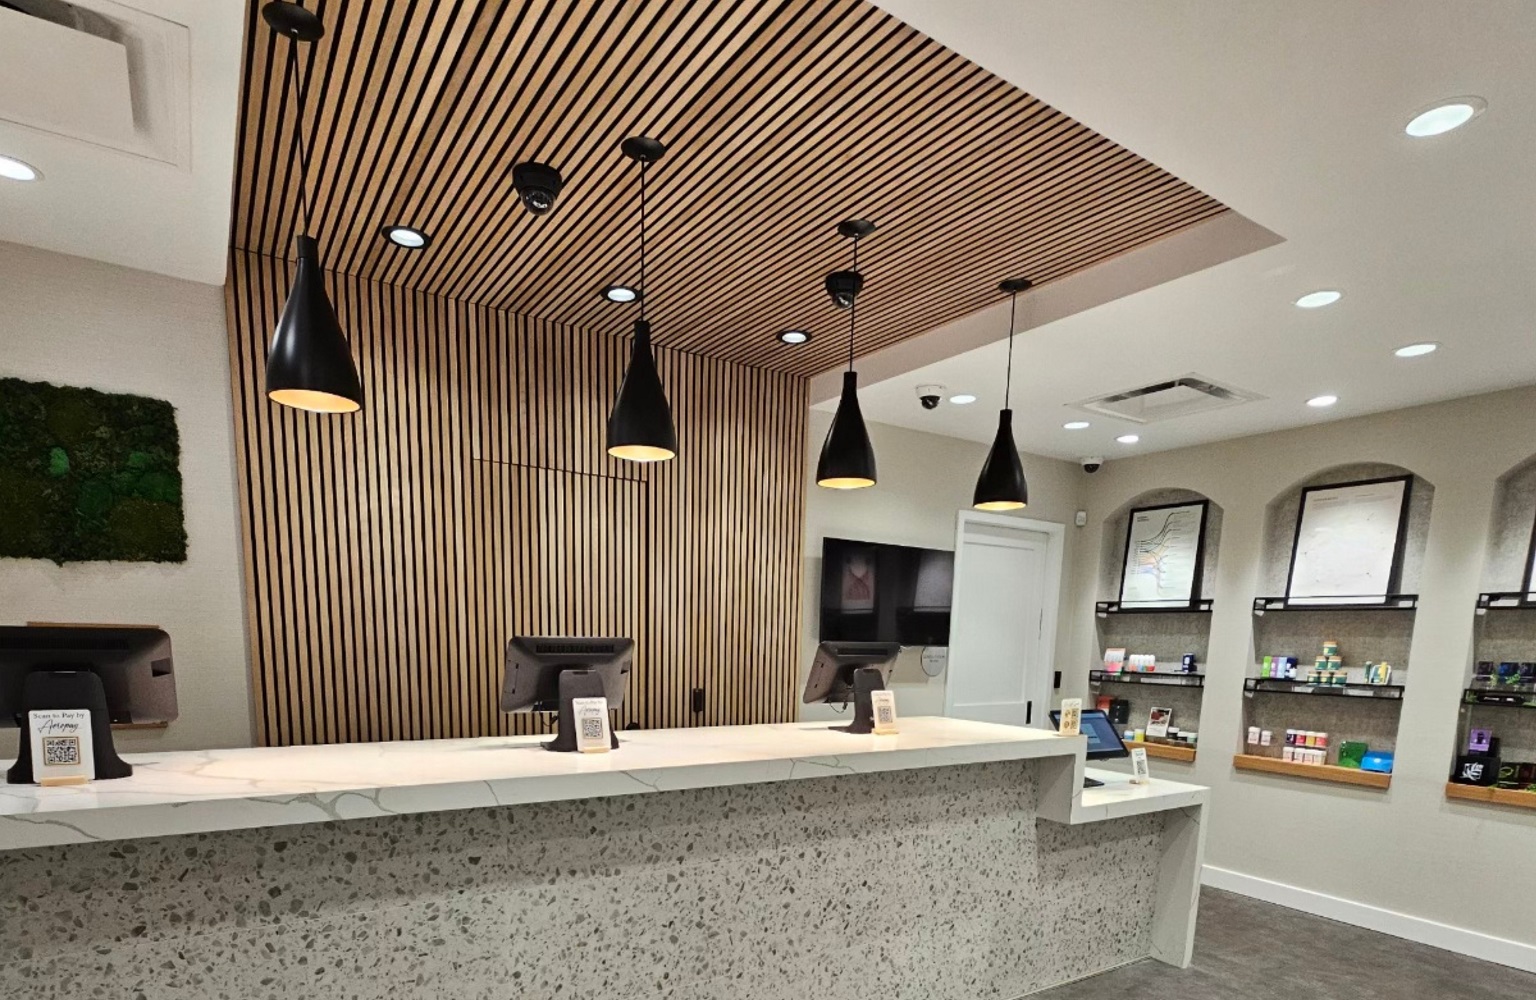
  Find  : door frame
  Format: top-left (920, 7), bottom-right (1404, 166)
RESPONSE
top-left (944, 510), bottom-right (1066, 727)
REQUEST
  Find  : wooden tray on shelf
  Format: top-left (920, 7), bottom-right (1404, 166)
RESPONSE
top-left (1444, 782), bottom-right (1536, 811)
top-left (1232, 753), bottom-right (1391, 789)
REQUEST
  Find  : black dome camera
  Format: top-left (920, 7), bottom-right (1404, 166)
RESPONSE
top-left (512, 161), bottom-right (563, 216)
top-left (824, 269), bottom-right (864, 309)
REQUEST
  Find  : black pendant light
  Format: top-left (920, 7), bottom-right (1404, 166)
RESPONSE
top-left (816, 219), bottom-right (878, 490)
top-left (606, 136), bottom-right (677, 463)
top-left (972, 278), bottom-right (1032, 511)
top-left (262, 2), bottom-right (362, 415)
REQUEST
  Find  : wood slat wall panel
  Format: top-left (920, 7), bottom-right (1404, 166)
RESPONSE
top-left (228, 250), bottom-right (805, 745)
top-left (232, 0), bottom-right (1231, 379)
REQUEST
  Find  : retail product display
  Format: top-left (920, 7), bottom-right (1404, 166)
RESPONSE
top-left (1472, 662), bottom-right (1536, 689)
top-left (1103, 647), bottom-right (1127, 673)
top-left (1146, 706), bottom-right (1172, 738)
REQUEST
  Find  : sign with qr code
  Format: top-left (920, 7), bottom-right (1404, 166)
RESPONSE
top-left (28, 709), bottom-right (95, 785)
top-left (571, 697), bottom-right (612, 753)
top-left (869, 690), bottom-right (899, 734)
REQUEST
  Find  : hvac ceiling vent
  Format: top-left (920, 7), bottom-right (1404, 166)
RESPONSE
top-left (1072, 374), bottom-right (1265, 425)
top-left (0, 0), bottom-right (190, 168)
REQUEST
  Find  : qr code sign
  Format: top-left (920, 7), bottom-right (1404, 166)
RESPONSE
top-left (580, 717), bottom-right (605, 741)
top-left (876, 705), bottom-right (894, 725)
top-left (42, 735), bottom-right (81, 767)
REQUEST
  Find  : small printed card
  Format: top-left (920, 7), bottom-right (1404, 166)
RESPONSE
top-left (1129, 746), bottom-right (1151, 784)
top-left (571, 697), bottom-right (612, 753)
top-left (28, 709), bottom-right (94, 786)
top-left (1146, 706), bottom-right (1172, 739)
top-left (1058, 698), bottom-right (1082, 737)
top-left (869, 690), bottom-right (899, 734)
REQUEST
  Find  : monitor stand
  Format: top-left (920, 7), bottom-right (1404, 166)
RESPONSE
top-left (1082, 776), bottom-right (1105, 789)
top-left (832, 666), bottom-right (886, 735)
top-left (544, 668), bottom-right (620, 753)
top-left (7, 670), bottom-right (133, 784)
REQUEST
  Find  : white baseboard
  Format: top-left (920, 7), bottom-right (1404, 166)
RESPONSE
top-left (1203, 865), bottom-right (1536, 976)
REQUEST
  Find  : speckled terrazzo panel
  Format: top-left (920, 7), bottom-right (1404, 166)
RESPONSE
top-left (0, 761), bottom-right (1166, 1000)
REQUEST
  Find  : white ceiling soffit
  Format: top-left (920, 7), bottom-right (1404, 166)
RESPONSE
top-left (0, 0), bottom-right (242, 284)
top-left (849, 0), bottom-right (1536, 460)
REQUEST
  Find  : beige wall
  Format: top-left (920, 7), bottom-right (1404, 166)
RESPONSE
top-left (1064, 386), bottom-right (1536, 953)
top-left (0, 242), bottom-right (251, 755)
top-left (800, 409), bottom-right (1087, 720)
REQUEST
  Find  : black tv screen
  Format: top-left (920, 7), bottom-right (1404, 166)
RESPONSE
top-left (819, 537), bottom-right (954, 646)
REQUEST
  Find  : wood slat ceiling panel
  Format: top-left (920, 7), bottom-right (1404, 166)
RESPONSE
top-left (232, 0), bottom-right (1230, 377)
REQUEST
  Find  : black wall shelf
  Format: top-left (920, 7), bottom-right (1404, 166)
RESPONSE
top-left (1463, 687), bottom-right (1536, 709)
top-left (1244, 677), bottom-right (1405, 700)
top-left (1097, 599), bottom-right (1213, 617)
top-left (1252, 595), bottom-right (1418, 615)
top-left (1090, 670), bottom-right (1205, 689)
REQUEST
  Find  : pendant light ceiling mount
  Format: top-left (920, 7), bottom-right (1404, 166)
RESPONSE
top-left (836, 218), bottom-right (877, 240)
top-left (620, 136), bottom-right (667, 164)
top-left (261, 1), bottom-right (323, 41)
top-left (972, 276), bottom-right (1033, 511)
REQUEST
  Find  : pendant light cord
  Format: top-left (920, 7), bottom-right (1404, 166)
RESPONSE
top-left (1004, 289), bottom-right (1018, 409)
top-left (286, 39), bottom-right (316, 237)
top-left (639, 158), bottom-right (649, 322)
top-left (847, 237), bottom-right (859, 372)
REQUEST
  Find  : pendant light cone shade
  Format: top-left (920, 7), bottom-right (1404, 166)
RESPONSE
top-left (817, 371), bottom-right (877, 489)
top-left (973, 408), bottom-right (1028, 510)
top-left (607, 320), bottom-right (676, 462)
top-left (266, 236), bottom-right (363, 413)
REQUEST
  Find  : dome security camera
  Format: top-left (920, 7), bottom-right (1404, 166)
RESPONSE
top-left (1082, 456), bottom-right (1104, 474)
top-left (917, 384), bottom-right (945, 410)
top-left (512, 161), bottom-right (564, 215)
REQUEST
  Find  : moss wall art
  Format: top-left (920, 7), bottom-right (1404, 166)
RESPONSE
top-left (0, 377), bottom-right (187, 564)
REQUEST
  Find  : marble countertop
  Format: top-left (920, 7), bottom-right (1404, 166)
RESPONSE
top-left (0, 717), bottom-right (1206, 850)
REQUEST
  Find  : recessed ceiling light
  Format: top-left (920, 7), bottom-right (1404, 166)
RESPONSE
top-left (380, 224), bottom-right (430, 249)
top-left (1405, 97), bottom-right (1486, 138)
top-left (1295, 290), bottom-right (1342, 309)
top-left (949, 393), bottom-right (977, 405)
top-left (0, 154), bottom-right (41, 182)
top-left (1063, 421), bottom-right (1090, 430)
top-left (601, 284), bottom-right (639, 303)
top-left (777, 330), bottom-right (811, 345)
top-left (1306, 394), bottom-right (1339, 408)
top-left (1116, 434), bottom-right (1139, 444)
top-left (1394, 342), bottom-right (1439, 358)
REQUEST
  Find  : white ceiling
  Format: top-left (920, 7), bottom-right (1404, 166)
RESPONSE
top-left (841, 0), bottom-right (1536, 461)
top-left (0, 0), bottom-right (242, 285)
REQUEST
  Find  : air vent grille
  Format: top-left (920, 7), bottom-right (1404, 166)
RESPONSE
top-left (1073, 374), bottom-right (1265, 424)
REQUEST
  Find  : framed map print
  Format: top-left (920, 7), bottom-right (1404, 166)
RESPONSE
top-left (1286, 476), bottom-right (1411, 605)
top-left (1118, 500), bottom-right (1208, 608)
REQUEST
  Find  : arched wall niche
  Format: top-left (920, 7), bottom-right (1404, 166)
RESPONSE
top-left (1091, 487), bottom-right (1223, 756)
top-left (1481, 453), bottom-right (1536, 593)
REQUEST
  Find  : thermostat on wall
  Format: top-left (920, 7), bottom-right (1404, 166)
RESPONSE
top-left (921, 646), bottom-right (948, 677)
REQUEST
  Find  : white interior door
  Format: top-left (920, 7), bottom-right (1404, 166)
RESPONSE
top-left (945, 513), bottom-right (1063, 727)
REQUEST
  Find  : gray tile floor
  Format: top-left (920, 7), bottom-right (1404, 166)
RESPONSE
top-left (1035, 888), bottom-right (1536, 999)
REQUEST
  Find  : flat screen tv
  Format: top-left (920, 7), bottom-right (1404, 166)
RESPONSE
top-left (819, 537), bottom-right (954, 646)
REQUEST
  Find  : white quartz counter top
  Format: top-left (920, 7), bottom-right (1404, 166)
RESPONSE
top-left (0, 717), bottom-right (1206, 850)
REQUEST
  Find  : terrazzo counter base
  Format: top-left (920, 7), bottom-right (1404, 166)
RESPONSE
top-left (1, 719), bottom-right (1207, 997)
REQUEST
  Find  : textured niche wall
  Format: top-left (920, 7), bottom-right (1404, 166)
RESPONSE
top-left (226, 251), bottom-right (807, 746)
